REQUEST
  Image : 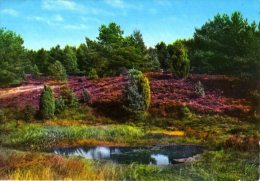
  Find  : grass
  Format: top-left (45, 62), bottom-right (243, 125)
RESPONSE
top-left (0, 147), bottom-right (257, 180)
top-left (0, 107), bottom-right (258, 150)
top-left (0, 106), bottom-right (259, 180)
top-left (3, 124), bottom-right (145, 150)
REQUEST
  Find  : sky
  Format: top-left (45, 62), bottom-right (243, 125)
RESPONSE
top-left (0, 0), bottom-right (259, 50)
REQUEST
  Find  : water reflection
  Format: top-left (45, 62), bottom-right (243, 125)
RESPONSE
top-left (54, 145), bottom-right (203, 165)
top-left (151, 154), bottom-right (169, 165)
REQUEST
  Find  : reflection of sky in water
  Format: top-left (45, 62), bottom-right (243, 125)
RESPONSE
top-left (55, 146), bottom-right (111, 159)
top-left (151, 154), bottom-right (169, 165)
top-left (54, 145), bottom-right (203, 165)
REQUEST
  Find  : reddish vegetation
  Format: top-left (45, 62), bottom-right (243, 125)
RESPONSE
top-left (0, 72), bottom-right (253, 116)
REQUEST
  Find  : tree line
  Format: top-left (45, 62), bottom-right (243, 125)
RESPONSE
top-left (0, 11), bottom-right (259, 86)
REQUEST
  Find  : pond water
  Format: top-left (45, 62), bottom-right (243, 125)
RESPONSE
top-left (54, 145), bottom-right (203, 165)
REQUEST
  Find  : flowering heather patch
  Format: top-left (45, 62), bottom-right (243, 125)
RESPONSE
top-left (0, 73), bottom-right (253, 116)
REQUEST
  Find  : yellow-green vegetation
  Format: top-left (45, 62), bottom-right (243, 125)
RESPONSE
top-left (0, 147), bottom-right (257, 180)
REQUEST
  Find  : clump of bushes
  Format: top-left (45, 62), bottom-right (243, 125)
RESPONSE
top-left (23, 105), bottom-right (36, 122)
top-left (123, 69), bottom-right (151, 117)
top-left (48, 60), bottom-right (67, 81)
top-left (194, 81), bottom-right (205, 97)
top-left (59, 86), bottom-right (79, 108)
top-left (81, 89), bottom-right (92, 104)
top-left (54, 86), bottom-right (79, 115)
top-left (39, 85), bottom-right (55, 119)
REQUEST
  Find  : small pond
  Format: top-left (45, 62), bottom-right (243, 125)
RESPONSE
top-left (54, 145), bottom-right (203, 165)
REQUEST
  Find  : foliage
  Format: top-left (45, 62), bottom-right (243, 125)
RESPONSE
top-left (30, 64), bottom-right (40, 78)
top-left (145, 47), bottom-right (160, 72)
top-left (168, 40), bottom-right (190, 78)
top-left (39, 85), bottom-right (55, 119)
top-left (155, 41), bottom-right (170, 71)
top-left (0, 28), bottom-right (25, 86)
top-left (59, 86), bottom-right (78, 108)
top-left (76, 43), bottom-right (91, 73)
top-left (62, 45), bottom-right (78, 74)
top-left (98, 22), bottom-right (124, 46)
top-left (194, 81), bottom-right (205, 97)
top-left (48, 61), bottom-right (67, 81)
top-left (23, 105), bottom-right (36, 122)
top-left (85, 22), bottom-right (148, 76)
top-left (35, 48), bottom-right (49, 74)
top-left (48, 45), bottom-right (63, 65)
top-left (123, 69), bottom-right (151, 116)
top-left (191, 11), bottom-right (260, 77)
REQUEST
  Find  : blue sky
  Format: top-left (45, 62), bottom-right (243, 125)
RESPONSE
top-left (0, 0), bottom-right (259, 50)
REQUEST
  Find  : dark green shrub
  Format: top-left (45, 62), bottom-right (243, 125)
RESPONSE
top-left (169, 41), bottom-right (190, 78)
top-left (0, 109), bottom-right (6, 123)
top-left (194, 81), bottom-right (205, 97)
top-left (59, 86), bottom-right (78, 108)
top-left (23, 105), bottom-right (36, 122)
top-left (48, 60), bottom-right (67, 81)
top-left (55, 97), bottom-right (66, 114)
top-left (39, 85), bottom-right (55, 119)
top-left (123, 69), bottom-right (151, 116)
top-left (81, 89), bottom-right (92, 104)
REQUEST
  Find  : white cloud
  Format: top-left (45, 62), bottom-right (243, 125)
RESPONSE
top-left (53, 14), bottom-right (64, 22)
top-left (42, 0), bottom-right (114, 16)
top-left (64, 24), bottom-right (88, 30)
top-left (80, 16), bottom-right (101, 24)
top-left (104, 0), bottom-right (124, 8)
top-left (104, 0), bottom-right (143, 11)
top-left (27, 14), bottom-right (64, 25)
top-left (1, 8), bottom-right (18, 16)
top-left (28, 16), bottom-right (48, 23)
top-left (42, 0), bottom-right (80, 11)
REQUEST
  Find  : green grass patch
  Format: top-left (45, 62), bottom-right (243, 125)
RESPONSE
top-left (4, 124), bottom-right (145, 149)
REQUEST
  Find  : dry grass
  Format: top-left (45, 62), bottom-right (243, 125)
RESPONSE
top-left (149, 130), bottom-right (185, 136)
top-left (1, 150), bottom-right (123, 180)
